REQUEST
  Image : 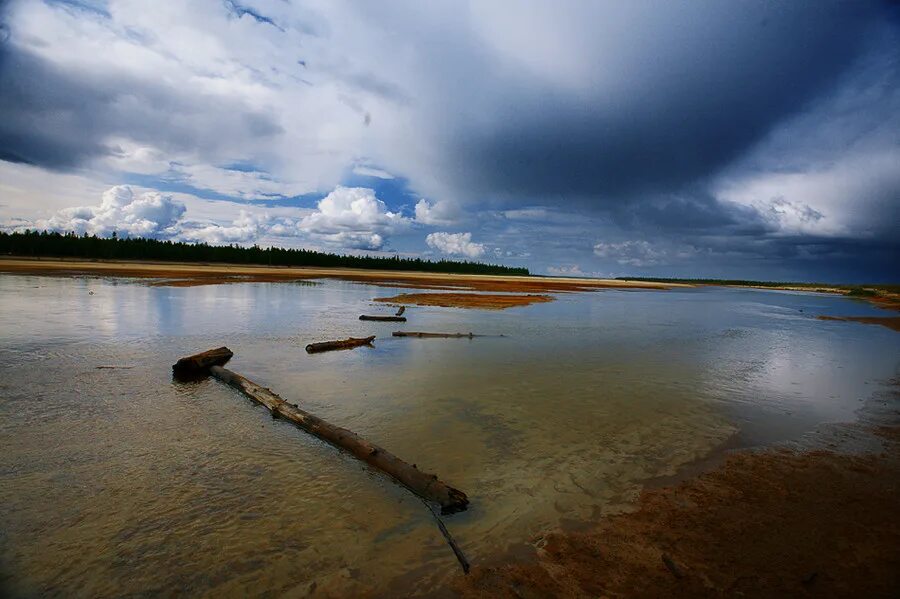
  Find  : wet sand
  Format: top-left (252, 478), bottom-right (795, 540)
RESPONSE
top-left (374, 292), bottom-right (554, 310)
top-left (0, 257), bottom-right (678, 293)
top-left (818, 315), bottom-right (900, 333)
top-left (456, 426), bottom-right (900, 598)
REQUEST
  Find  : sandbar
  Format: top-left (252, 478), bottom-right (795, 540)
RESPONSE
top-left (374, 292), bottom-right (554, 310)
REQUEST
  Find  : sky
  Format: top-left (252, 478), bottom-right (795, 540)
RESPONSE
top-left (0, 0), bottom-right (898, 282)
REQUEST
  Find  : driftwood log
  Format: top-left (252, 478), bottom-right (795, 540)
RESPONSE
top-left (395, 306), bottom-right (406, 316)
top-left (393, 331), bottom-right (476, 338)
top-left (359, 315), bottom-right (407, 322)
top-left (306, 336), bottom-right (375, 353)
top-left (172, 348), bottom-right (468, 515)
top-left (172, 346), bottom-right (233, 376)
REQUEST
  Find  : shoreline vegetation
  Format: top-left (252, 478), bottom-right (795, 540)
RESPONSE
top-left (0, 230), bottom-right (529, 276)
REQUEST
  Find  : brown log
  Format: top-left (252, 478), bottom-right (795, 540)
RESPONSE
top-left (172, 346), bottom-right (233, 376)
top-left (193, 362), bottom-right (467, 514)
top-left (306, 336), bottom-right (375, 354)
top-left (395, 305), bottom-right (406, 316)
top-left (393, 331), bottom-right (475, 338)
top-left (359, 315), bottom-right (407, 322)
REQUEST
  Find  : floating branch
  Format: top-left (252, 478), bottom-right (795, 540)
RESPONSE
top-left (424, 499), bottom-right (471, 574)
top-left (172, 348), bottom-right (468, 515)
top-left (395, 306), bottom-right (406, 316)
top-left (359, 315), bottom-right (407, 322)
top-left (306, 336), bottom-right (376, 354)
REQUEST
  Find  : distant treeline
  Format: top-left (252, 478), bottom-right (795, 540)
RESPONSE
top-left (0, 230), bottom-right (530, 276)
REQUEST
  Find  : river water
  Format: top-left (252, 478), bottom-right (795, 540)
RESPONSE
top-left (1, 274), bottom-right (897, 597)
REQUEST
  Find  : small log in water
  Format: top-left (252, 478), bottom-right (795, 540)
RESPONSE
top-left (395, 306), bottom-right (406, 316)
top-left (305, 336), bottom-right (375, 353)
top-left (393, 331), bottom-right (475, 338)
top-left (172, 348), bottom-right (468, 515)
top-left (359, 315), bottom-right (407, 322)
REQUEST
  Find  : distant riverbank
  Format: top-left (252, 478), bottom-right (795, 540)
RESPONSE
top-left (0, 257), bottom-right (681, 294)
top-left (620, 277), bottom-right (900, 312)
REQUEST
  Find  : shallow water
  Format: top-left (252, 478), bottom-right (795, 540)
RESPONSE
top-left (0, 275), bottom-right (897, 597)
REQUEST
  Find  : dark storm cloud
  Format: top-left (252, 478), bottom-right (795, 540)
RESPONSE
top-left (337, 0), bottom-right (898, 279)
top-left (0, 50), bottom-right (112, 168)
top-left (431, 3), bottom-right (878, 203)
top-left (612, 191), bottom-right (767, 236)
top-left (0, 41), bottom-right (283, 171)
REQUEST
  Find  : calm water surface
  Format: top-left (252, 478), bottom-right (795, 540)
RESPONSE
top-left (1, 275), bottom-right (897, 597)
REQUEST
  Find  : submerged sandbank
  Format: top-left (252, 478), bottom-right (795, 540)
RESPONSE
top-left (456, 425), bottom-right (900, 598)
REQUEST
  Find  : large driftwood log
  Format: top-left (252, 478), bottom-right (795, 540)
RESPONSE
top-left (306, 336), bottom-right (375, 354)
top-left (172, 348), bottom-right (468, 515)
top-left (210, 365), bottom-right (467, 513)
top-left (393, 331), bottom-right (476, 338)
top-left (172, 346), bottom-right (233, 376)
top-left (359, 315), bottom-right (407, 322)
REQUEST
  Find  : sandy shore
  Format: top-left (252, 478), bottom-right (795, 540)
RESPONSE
top-left (0, 257), bottom-right (679, 294)
top-left (456, 425), bottom-right (900, 598)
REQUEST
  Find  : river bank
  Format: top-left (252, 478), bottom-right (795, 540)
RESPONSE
top-left (0, 257), bottom-right (678, 293)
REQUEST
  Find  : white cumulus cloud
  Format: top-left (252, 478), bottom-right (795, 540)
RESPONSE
top-left (295, 186), bottom-right (409, 250)
top-left (426, 232), bottom-right (485, 258)
top-left (182, 210), bottom-right (264, 244)
top-left (11, 184), bottom-right (411, 252)
top-left (36, 185), bottom-right (185, 238)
